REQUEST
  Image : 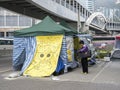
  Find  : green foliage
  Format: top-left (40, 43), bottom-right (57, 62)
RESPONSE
top-left (95, 44), bottom-right (113, 59)
top-left (96, 52), bottom-right (108, 58)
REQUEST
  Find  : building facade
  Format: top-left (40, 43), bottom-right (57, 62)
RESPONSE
top-left (0, 7), bottom-right (39, 38)
top-left (77, 0), bottom-right (95, 12)
top-left (85, 0), bottom-right (95, 12)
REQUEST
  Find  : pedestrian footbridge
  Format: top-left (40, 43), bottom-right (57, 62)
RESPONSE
top-left (0, 0), bottom-right (119, 34)
top-left (0, 0), bottom-right (87, 21)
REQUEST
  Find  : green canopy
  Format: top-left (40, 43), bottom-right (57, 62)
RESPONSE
top-left (60, 20), bottom-right (77, 33)
top-left (14, 16), bottom-right (77, 36)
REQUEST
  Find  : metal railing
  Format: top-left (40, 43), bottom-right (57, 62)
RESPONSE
top-left (106, 22), bottom-right (120, 31)
top-left (52, 0), bottom-right (91, 20)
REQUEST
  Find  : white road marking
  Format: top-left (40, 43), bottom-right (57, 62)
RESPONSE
top-left (91, 61), bottom-right (112, 82)
top-left (97, 62), bottom-right (104, 68)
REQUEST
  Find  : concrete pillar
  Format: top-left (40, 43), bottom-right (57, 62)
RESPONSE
top-left (4, 10), bottom-right (6, 27)
top-left (69, 0), bottom-right (71, 9)
top-left (81, 7), bottom-right (84, 17)
top-left (65, 0), bottom-right (66, 7)
top-left (75, 2), bottom-right (77, 13)
top-left (84, 9), bottom-right (86, 19)
top-left (4, 32), bottom-right (6, 38)
top-left (59, 0), bottom-right (61, 4)
top-left (72, 0), bottom-right (74, 11)
top-left (32, 18), bottom-right (36, 26)
top-left (18, 14), bottom-right (19, 27)
top-left (77, 4), bottom-right (81, 33)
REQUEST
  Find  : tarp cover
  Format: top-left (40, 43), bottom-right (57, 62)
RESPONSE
top-left (13, 37), bottom-right (36, 72)
top-left (66, 36), bottom-right (74, 62)
top-left (13, 37), bottom-right (26, 70)
top-left (116, 36), bottom-right (120, 40)
top-left (23, 35), bottom-right (63, 77)
top-left (60, 20), bottom-right (77, 33)
top-left (111, 49), bottom-right (120, 59)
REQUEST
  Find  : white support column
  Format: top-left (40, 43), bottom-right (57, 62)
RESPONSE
top-left (18, 14), bottom-right (19, 27)
top-left (4, 32), bottom-right (6, 38)
top-left (77, 4), bottom-right (81, 33)
top-left (60, 0), bottom-right (61, 5)
top-left (4, 10), bottom-right (6, 27)
top-left (84, 8), bottom-right (86, 18)
top-left (3, 10), bottom-right (6, 38)
top-left (81, 7), bottom-right (83, 17)
top-left (72, 0), bottom-right (74, 12)
top-left (87, 11), bottom-right (89, 18)
top-left (74, 1), bottom-right (77, 12)
top-left (86, 10), bottom-right (88, 18)
top-left (79, 5), bottom-right (81, 16)
top-left (80, 5), bottom-right (82, 16)
top-left (69, 0), bottom-right (71, 9)
top-left (76, 2), bottom-right (78, 13)
top-left (65, 0), bottom-right (66, 7)
top-left (84, 9), bottom-right (86, 19)
top-left (32, 18), bottom-right (35, 26)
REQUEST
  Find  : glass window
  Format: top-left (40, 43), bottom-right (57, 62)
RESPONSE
top-left (19, 15), bottom-right (32, 26)
top-left (6, 40), bottom-right (13, 45)
top-left (6, 32), bottom-right (14, 38)
top-left (6, 16), bottom-right (18, 26)
top-left (0, 32), bottom-right (4, 37)
top-left (0, 40), bottom-right (6, 45)
top-left (0, 40), bottom-right (13, 45)
top-left (0, 16), bottom-right (4, 26)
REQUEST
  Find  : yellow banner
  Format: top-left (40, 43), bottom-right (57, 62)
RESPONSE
top-left (24, 35), bottom-right (63, 77)
top-left (66, 36), bottom-right (74, 62)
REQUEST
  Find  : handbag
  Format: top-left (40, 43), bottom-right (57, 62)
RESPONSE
top-left (78, 50), bottom-right (91, 58)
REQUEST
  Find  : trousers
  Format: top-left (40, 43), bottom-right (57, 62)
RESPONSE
top-left (81, 57), bottom-right (88, 73)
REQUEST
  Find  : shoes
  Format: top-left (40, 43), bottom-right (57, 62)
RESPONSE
top-left (81, 72), bottom-right (84, 74)
top-left (81, 71), bottom-right (88, 74)
top-left (82, 72), bottom-right (88, 74)
top-left (84, 72), bottom-right (88, 74)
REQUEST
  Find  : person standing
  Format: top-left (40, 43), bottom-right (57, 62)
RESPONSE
top-left (77, 40), bottom-right (89, 74)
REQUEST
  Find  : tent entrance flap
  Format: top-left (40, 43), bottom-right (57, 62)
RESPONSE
top-left (23, 35), bottom-right (63, 77)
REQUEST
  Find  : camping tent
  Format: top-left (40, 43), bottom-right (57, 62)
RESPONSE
top-left (60, 21), bottom-right (78, 67)
top-left (60, 20), bottom-right (77, 32)
top-left (13, 16), bottom-right (77, 77)
top-left (110, 35), bottom-right (120, 59)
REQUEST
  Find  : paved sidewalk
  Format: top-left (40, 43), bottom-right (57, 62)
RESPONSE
top-left (55, 60), bottom-right (120, 85)
top-left (2, 59), bottom-right (120, 86)
top-left (58, 60), bottom-right (109, 82)
top-left (2, 60), bottom-right (108, 82)
top-left (1, 60), bottom-right (120, 90)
